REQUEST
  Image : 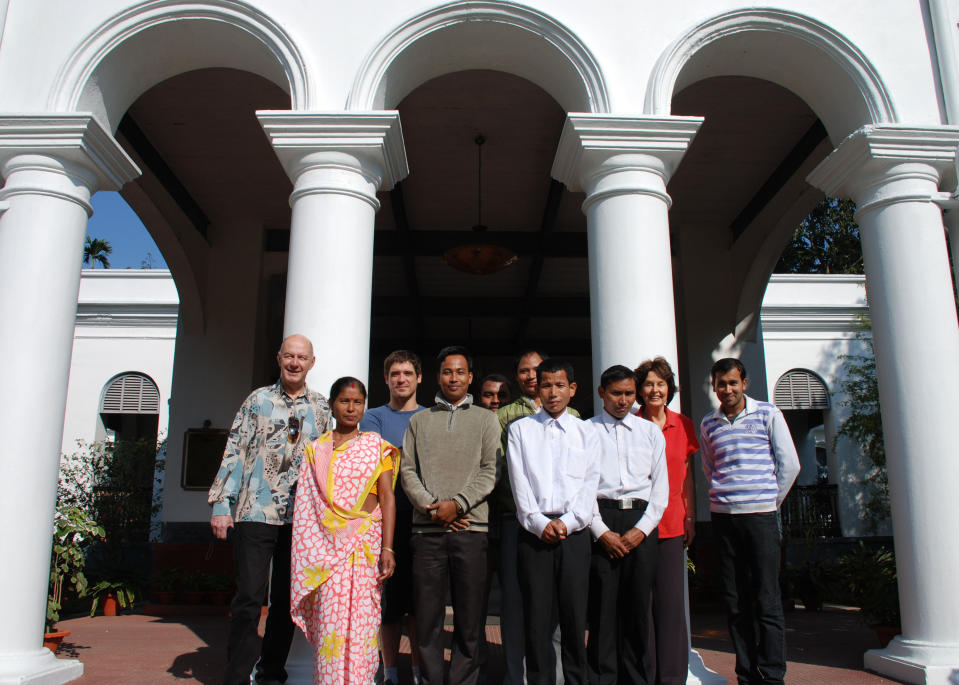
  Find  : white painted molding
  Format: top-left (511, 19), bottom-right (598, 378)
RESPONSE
top-left (346, 0), bottom-right (609, 113)
top-left (551, 114), bottom-right (703, 192)
top-left (645, 7), bottom-right (896, 127)
top-left (256, 110), bottom-right (409, 191)
top-left (807, 124), bottom-right (959, 209)
top-left (48, 0), bottom-right (311, 115)
top-left (0, 113), bottom-right (140, 191)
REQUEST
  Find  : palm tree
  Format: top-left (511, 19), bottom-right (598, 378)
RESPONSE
top-left (83, 237), bottom-right (112, 269)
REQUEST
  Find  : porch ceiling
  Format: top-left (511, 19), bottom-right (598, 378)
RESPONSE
top-left (118, 67), bottom-right (821, 367)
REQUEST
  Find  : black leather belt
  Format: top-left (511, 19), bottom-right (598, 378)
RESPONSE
top-left (597, 498), bottom-right (648, 510)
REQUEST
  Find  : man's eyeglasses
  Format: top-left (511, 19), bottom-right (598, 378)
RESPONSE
top-left (288, 414), bottom-right (300, 443)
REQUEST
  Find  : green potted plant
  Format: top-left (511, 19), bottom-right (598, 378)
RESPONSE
top-left (206, 572), bottom-right (234, 606)
top-left (149, 567), bottom-right (181, 604)
top-left (88, 578), bottom-right (138, 616)
top-left (181, 571), bottom-right (208, 604)
top-left (47, 506), bottom-right (104, 650)
top-left (838, 542), bottom-right (900, 645)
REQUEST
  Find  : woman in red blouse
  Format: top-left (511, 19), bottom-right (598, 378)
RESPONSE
top-left (635, 357), bottom-right (698, 685)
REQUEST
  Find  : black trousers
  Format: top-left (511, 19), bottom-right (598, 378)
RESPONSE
top-left (587, 507), bottom-right (659, 685)
top-left (712, 512), bottom-right (786, 685)
top-left (412, 531), bottom-right (488, 685)
top-left (224, 522), bottom-right (294, 685)
top-left (518, 527), bottom-right (591, 685)
top-left (649, 535), bottom-right (688, 685)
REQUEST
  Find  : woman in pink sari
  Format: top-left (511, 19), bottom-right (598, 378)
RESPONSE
top-left (291, 376), bottom-right (398, 684)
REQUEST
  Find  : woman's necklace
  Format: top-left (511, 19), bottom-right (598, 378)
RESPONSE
top-left (331, 428), bottom-right (359, 449)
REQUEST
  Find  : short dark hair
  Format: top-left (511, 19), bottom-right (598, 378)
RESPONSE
top-left (600, 365), bottom-right (636, 389)
top-left (329, 376), bottom-right (367, 401)
top-left (536, 357), bottom-right (574, 384)
top-left (481, 373), bottom-right (510, 387)
top-left (634, 357), bottom-right (677, 405)
top-left (383, 350), bottom-right (421, 377)
top-left (513, 349), bottom-right (548, 373)
top-left (710, 357), bottom-right (748, 382)
top-left (437, 345), bottom-right (473, 371)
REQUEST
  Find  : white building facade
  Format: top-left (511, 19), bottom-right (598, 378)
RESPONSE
top-left (2, 1), bottom-right (959, 683)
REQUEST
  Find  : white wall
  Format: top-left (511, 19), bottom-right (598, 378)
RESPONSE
top-left (61, 269), bottom-right (178, 456)
top-left (760, 273), bottom-right (885, 537)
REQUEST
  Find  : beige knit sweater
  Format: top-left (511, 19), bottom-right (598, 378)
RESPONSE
top-left (400, 395), bottom-right (500, 533)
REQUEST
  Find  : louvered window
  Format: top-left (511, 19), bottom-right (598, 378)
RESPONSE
top-left (773, 370), bottom-right (829, 410)
top-left (100, 374), bottom-right (160, 414)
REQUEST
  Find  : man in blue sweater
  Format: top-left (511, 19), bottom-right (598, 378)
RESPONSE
top-left (700, 358), bottom-right (800, 685)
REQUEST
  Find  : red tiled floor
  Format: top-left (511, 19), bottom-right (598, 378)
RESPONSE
top-left (53, 606), bottom-right (903, 684)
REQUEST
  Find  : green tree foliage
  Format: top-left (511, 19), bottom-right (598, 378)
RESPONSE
top-left (775, 198), bottom-right (863, 274)
top-left (835, 317), bottom-right (889, 532)
top-left (83, 236), bottom-right (113, 269)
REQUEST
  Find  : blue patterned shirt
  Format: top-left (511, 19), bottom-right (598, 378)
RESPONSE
top-left (208, 380), bottom-right (331, 525)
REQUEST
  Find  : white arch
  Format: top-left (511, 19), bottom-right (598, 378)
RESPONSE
top-left (347, 0), bottom-right (609, 113)
top-left (48, 0), bottom-right (311, 133)
top-left (646, 8), bottom-right (897, 141)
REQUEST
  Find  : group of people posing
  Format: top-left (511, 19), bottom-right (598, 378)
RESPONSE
top-left (208, 334), bottom-right (800, 685)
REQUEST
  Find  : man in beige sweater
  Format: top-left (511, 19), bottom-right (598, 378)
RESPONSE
top-left (401, 345), bottom-right (500, 685)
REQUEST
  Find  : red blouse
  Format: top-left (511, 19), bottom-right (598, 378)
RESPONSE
top-left (636, 407), bottom-right (699, 539)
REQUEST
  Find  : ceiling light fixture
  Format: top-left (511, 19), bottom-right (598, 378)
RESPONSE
top-left (443, 134), bottom-right (518, 275)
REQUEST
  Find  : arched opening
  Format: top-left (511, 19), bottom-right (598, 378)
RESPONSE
top-left (99, 371), bottom-right (161, 443)
top-left (348, 1), bottom-right (608, 114)
top-left (772, 369), bottom-right (840, 539)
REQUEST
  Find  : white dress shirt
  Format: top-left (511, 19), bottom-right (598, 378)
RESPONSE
top-left (507, 409), bottom-right (601, 538)
top-left (588, 410), bottom-right (669, 539)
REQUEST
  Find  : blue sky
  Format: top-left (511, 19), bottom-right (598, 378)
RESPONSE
top-left (86, 191), bottom-right (167, 269)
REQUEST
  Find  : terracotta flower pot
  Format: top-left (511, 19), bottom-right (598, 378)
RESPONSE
top-left (102, 594), bottom-right (118, 616)
top-left (43, 630), bottom-right (70, 653)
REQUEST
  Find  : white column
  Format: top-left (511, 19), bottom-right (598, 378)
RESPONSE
top-left (554, 115), bottom-right (723, 685)
top-left (258, 112), bottom-right (407, 684)
top-left (552, 115), bottom-right (702, 413)
top-left (257, 112), bottom-right (408, 394)
top-left (809, 125), bottom-right (959, 685)
top-left (0, 115), bottom-right (139, 684)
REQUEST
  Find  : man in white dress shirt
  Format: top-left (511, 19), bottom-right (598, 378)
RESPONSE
top-left (587, 365), bottom-right (669, 685)
top-left (507, 358), bottom-right (601, 685)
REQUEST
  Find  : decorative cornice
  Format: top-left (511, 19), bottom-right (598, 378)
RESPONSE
top-left (256, 111), bottom-right (409, 190)
top-left (0, 114), bottom-right (140, 190)
top-left (551, 114), bottom-right (703, 193)
top-left (806, 125), bottom-right (959, 208)
top-left (75, 304), bottom-right (180, 329)
top-left (760, 305), bottom-right (870, 334)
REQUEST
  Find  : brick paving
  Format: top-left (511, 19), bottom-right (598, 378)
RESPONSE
top-left (53, 605), bottom-right (902, 684)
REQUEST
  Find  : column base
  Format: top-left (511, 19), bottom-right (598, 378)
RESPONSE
top-left (687, 647), bottom-right (725, 684)
top-left (0, 649), bottom-right (83, 685)
top-left (864, 635), bottom-right (959, 684)
top-left (284, 629), bottom-right (313, 685)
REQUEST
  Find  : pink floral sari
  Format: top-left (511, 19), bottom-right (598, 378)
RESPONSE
top-left (291, 431), bottom-right (398, 684)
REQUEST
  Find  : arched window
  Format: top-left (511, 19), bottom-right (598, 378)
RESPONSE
top-left (99, 373), bottom-right (161, 443)
top-left (773, 369), bottom-right (829, 410)
top-left (100, 373), bottom-right (160, 414)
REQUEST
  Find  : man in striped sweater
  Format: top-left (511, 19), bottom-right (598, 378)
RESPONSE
top-left (700, 358), bottom-right (800, 685)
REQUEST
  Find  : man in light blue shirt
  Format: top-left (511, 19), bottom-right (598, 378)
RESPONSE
top-left (361, 350), bottom-right (427, 685)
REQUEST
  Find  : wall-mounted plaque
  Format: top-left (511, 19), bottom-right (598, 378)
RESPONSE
top-left (181, 428), bottom-right (229, 491)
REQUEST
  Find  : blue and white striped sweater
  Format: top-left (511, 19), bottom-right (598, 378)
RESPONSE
top-left (700, 398), bottom-right (798, 514)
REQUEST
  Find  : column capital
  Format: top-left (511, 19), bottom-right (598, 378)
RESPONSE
top-left (807, 124), bottom-right (959, 214)
top-left (0, 114), bottom-right (140, 191)
top-left (257, 110), bottom-right (409, 191)
top-left (551, 114), bottom-right (703, 194)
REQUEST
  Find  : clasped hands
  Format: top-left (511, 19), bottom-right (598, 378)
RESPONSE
top-left (426, 499), bottom-right (471, 530)
top-left (598, 528), bottom-right (646, 559)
